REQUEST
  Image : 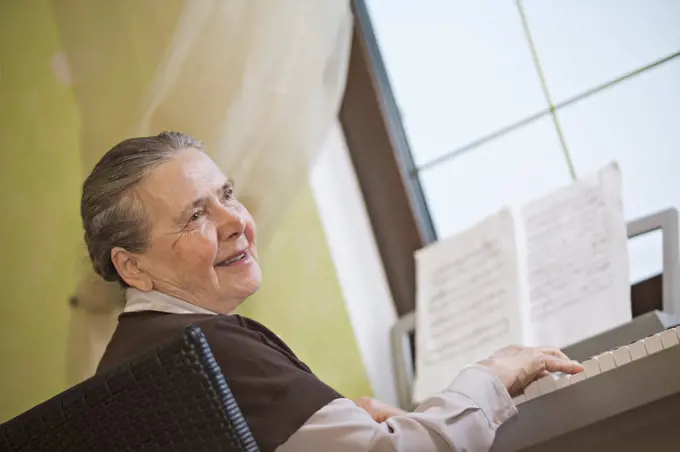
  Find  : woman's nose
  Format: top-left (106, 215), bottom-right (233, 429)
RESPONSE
top-left (216, 206), bottom-right (246, 241)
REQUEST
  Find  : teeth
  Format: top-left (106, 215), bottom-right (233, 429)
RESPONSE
top-left (223, 252), bottom-right (245, 265)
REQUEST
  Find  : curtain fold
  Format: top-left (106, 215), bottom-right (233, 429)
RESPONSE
top-left (55, 0), bottom-right (353, 383)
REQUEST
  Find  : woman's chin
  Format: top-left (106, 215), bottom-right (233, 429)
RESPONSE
top-left (213, 257), bottom-right (262, 301)
top-left (221, 275), bottom-right (262, 301)
top-left (240, 278), bottom-right (262, 298)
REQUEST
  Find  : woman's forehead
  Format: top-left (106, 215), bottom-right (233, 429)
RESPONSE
top-left (138, 149), bottom-right (227, 207)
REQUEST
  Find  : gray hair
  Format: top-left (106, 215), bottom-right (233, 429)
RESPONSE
top-left (81, 131), bottom-right (203, 286)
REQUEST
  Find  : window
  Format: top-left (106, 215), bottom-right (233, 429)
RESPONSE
top-left (360, 0), bottom-right (680, 283)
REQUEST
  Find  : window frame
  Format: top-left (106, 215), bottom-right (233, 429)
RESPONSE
top-left (339, 0), bottom-right (436, 316)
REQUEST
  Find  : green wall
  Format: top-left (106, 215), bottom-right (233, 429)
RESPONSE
top-left (0, 1), bottom-right (370, 421)
top-left (0, 0), bottom-right (83, 421)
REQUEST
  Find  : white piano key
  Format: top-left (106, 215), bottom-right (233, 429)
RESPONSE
top-left (554, 374), bottom-right (571, 390)
top-left (612, 347), bottom-right (632, 366)
top-left (524, 381), bottom-right (541, 400)
top-left (569, 372), bottom-right (586, 384)
top-left (582, 358), bottom-right (601, 378)
top-left (595, 351), bottom-right (617, 371)
top-left (660, 329), bottom-right (679, 349)
top-left (513, 394), bottom-right (526, 405)
top-left (629, 340), bottom-right (647, 361)
top-left (538, 374), bottom-right (556, 395)
top-left (644, 334), bottom-right (664, 355)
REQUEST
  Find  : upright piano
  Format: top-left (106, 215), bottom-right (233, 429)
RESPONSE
top-left (391, 209), bottom-right (680, 451)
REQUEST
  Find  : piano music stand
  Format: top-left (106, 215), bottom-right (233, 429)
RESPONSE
top-left (391, 310), bottom-right (416, 410)
top-left (390, 208), bottom-right (680, 410)
top-left (626, 208), bottom-right (680, 316)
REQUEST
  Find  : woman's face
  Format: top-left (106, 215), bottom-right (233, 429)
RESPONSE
top-left (114, 148), bottom-right (261, 313)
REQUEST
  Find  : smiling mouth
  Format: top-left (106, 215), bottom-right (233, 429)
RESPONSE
top-left (216, 252), bottom-right (248, 267)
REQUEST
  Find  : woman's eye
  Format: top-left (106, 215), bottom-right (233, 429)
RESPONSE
top-left (189, 211), bottom-right (204, 222)
top-left (221, 188), bottom-right (234, 203)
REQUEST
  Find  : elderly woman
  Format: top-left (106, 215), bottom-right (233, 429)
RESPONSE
top-left (86, 132), bottom-right (582, 452)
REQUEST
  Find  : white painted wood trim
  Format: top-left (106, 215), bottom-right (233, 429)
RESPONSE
top-left (310, 121), bottom-right (399, 405)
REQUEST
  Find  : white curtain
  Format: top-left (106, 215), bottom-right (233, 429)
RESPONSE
top-left (56, 0), bottom-right (353, 383)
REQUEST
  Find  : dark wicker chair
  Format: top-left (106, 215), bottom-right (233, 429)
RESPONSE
top-left (0, 325), bottom-right (259, 452)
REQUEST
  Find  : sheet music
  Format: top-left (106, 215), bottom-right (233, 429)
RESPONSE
top-left (519, 162), bottom-right (631, 348)
top-left (413, 209), bottom-right (526, 402)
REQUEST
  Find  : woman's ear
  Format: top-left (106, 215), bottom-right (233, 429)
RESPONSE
top-left (111, 247), bottom-right (153, 291)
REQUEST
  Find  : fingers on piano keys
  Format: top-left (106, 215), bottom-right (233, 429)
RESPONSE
top-left (554, 374), bottom-right (570, 390)
top-left (512, 326), bottom-right (680, 406)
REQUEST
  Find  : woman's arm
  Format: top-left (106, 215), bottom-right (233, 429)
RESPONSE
top-left (278, 345), bottom-right (583, 451)
top-left (278, 365), bottom-right (514, 451)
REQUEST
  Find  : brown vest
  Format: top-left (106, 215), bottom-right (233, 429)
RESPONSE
top-left (97, 311), bottom-right (342, 451)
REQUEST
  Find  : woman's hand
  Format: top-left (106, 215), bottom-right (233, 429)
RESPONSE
top-left (354, 345), bottom-right (582, 420)
top-left (354, 397), bottom-right (408, 422)
top-left (477, 345), bottom-right (584, 396)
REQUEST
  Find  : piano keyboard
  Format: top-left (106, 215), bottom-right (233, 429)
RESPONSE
top-left (513, 326), bottom-right (680, 405)
top-left (491, 325), bottom-right (680, 452)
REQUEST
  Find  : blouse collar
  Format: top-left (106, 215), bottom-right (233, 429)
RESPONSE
top-left (124, 288), bottom-right (217, 316)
